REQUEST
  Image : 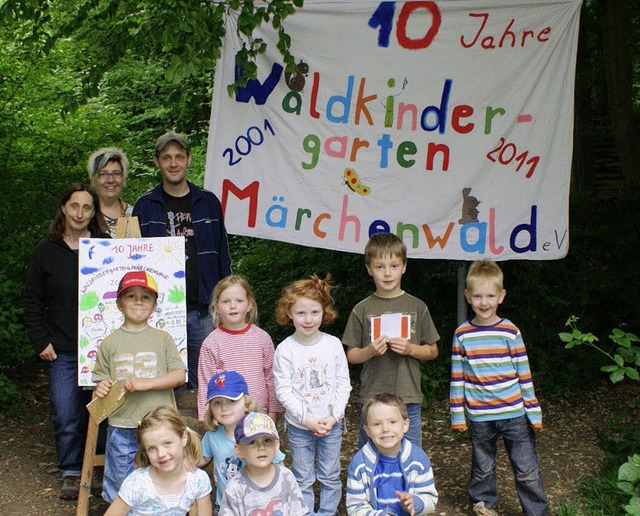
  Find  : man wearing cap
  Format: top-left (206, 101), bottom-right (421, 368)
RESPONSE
top-left (133, 132), bottom-right (232, 389)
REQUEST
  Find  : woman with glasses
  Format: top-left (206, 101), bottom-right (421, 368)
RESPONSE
top-left (87, 147), bottom-right (133, 237)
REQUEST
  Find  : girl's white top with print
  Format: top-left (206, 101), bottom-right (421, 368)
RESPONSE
top-left (118, 466), bottom-right (211, 515)
top-left (273, 332), bottom-right (351, 429)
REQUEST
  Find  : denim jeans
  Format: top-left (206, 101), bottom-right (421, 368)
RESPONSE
top-left (186, 310), bottom-right (214, 389)
top-left (357, 402), bottom-right (422, 449)
top-left (287, 422), bottom-right (343, 515)
top-left (102, 426), bottom-right (139, 503)
top-left (48, 351), bottom-right (92, 477)
top-left (468, 416), bottom-right (548, 515)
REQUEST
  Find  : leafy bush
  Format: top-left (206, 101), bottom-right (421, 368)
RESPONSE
top-left (618, 454), bottom-right (640, 515)
top-left (560, 316), bottom-right (640, 384)
top-left (561, 318), bottom-right (640, 514)
top-left (0, 228), bottom-right (42, 415)
top-left (0, 371), bottom-right (24, 418)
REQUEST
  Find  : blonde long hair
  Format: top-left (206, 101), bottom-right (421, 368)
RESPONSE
top-left (134, 405), bottom-right (202, 468)
top-left (209, 275), bottom-right (258, 327)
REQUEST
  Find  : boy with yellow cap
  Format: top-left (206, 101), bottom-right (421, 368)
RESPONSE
top-left (93, 270), bottom-right (186, 503)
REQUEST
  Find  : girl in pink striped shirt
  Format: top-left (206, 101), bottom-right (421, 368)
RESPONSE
top-left (196, 275), bottom-right (283, 422)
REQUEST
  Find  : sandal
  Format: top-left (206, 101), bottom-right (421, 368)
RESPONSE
top-left (60, 475), bottom-right (80, 500)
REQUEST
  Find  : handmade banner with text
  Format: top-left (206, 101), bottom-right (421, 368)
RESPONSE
top-left (205, 0), bottom-right (581, 260)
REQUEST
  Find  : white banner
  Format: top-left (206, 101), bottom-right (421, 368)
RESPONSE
top-left (205, 0), bottom-right (581, 260)
top-left (77, 237), bottom-right (187, 386)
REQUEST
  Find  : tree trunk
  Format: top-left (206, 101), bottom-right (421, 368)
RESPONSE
top-left (571, 17), bottom-right (595, 196)
top-left (601, 0), bottom-right (640, 186)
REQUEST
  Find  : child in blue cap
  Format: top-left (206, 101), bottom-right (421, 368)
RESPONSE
top-left (199, 371), bottom-right (284, 515)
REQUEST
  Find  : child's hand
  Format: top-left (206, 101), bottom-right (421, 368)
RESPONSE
top-left (369, 335), bottom-right (389, 357)
top-left (317, 416), bottom-right (337, 433)
top-left (396, 491), bottom-right (415, 515)
top-left (95, 379), bottom-right (113, 398)
top-left (124, 376), bottom-right (146, 393)
top-left (387, 337), bottom-right (412, 356)
top-left (304, 417), bottom-right (329, 436)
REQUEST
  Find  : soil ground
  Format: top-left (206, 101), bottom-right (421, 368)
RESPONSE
top-left (1, 368), bottom-right (638, 515)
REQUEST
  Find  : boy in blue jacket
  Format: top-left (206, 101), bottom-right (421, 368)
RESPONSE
top-left (346, 393), bottom-right (438, 515)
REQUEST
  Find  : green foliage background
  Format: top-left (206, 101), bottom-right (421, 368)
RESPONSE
top-left (0, 0), bottom-right (639, 418)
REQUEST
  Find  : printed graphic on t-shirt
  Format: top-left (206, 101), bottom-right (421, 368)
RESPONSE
top-left (249, 498), bottom-right (285, 515)
top-left (167, 210), bottom-right (194, 238)
top-left (113, 352), bottom-right (158, 380)
top-left (163, 192), bottom-right (198, 310)
top-left (296, 358), bottom-right (329, 402)
top-left (220, 456), bottom-right (242, 481)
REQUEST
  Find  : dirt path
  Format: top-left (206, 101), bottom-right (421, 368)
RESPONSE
top-left (1, 370), bottom-right (637, 515)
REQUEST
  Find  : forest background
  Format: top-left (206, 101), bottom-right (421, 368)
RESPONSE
top-left (1, 0), bottom-right (638, 410)
top-left (0, 2), bottom-right (638, 508)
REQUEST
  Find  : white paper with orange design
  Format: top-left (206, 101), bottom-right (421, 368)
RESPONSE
top-left (371, 313), bottom-right (411, 340)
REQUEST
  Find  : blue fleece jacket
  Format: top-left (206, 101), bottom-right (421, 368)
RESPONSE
top-left (346, 439), bottom-right (438, 515)
top-left (132, 181), bottom-right (231, 315)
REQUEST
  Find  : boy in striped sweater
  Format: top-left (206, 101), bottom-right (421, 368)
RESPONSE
top-left (450, 260), bottom-right (548, 516)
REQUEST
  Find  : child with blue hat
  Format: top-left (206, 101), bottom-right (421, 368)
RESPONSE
top-left (199, 371), bottom-right (284, 515)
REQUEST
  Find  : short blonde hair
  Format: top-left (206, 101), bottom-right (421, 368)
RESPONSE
top-left (209, 275), bottom-right (258, 327)
top-left (204, 394), bottom-right (260, 431)
top-left (466, 260), bottom-right (504, 291)
top-left (87, 147), bottom-right (129, 182)
top-left (365, 233), bottom-right (406, 266)
top-left (275, 274), bottom-right (338, 326)
top-left (362, 393), bottom-right (408, 425)
top-left (135, 405), bottom-right (202, 467)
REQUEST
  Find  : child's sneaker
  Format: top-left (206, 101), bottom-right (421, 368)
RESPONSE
top-left (473, 501), bottom-right (498, 516)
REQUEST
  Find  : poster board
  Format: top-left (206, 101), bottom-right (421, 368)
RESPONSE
top-left (77, 237), bottom-right (187, 387)
top-left (205, 0), bottom-right (582, 260)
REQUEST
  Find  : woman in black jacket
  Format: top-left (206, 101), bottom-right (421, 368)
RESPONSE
top-left (24, 182), bottom-right (108, 500)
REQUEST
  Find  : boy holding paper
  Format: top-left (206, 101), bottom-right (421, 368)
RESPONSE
top-left (343, 232), bottom-right (439, 447)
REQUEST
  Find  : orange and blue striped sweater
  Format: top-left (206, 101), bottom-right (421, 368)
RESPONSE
top-left (449, 318), bottom-right (542, 431)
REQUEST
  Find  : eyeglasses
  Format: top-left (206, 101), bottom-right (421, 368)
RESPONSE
top-left (97, 170), bottom-right (124, 180)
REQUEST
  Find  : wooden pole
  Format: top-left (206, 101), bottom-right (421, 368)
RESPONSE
top-left (76, 392), bottom-right (103, 515)
top-left (457, 262), bottom-right (468, 325)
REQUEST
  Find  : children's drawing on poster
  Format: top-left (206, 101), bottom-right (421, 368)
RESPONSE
top-left (77, 237), bottom-right (187, 387)
top-left (205, 0), bottom-right (582, 260)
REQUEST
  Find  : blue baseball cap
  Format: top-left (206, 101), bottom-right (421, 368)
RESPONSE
top-left (234, 412), bottom-right (279, 444)
top-left (206, 371), bottom-right (248, 403)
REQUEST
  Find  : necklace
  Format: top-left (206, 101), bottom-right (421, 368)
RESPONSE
top-left (103, 200), bottom-right (127, 222)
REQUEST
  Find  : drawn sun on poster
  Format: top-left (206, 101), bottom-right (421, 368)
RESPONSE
top-left (153, 237), bottom-right (186, 270)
